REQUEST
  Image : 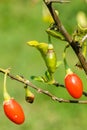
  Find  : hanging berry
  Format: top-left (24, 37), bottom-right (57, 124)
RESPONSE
top-left (3, 70), bottom-right (25, 125)
top-left (63, 45), bottom-right (83, 99)
top-left (64, 72), bottom-right (83, 98)
top-left (3, 99), bottom-right (25, 124)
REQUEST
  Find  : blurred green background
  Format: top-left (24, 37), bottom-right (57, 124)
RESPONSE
top-left (0, 0), bottom-right (87, 130)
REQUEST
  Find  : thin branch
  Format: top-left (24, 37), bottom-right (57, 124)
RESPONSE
top-left (44, 0), bottom-right (70, 4)
top-left (44, 0), bottom-right (72, 43)
top-left (43, 0), bottom-right (87, 75)
top-left (0, 68), bottom-right (87, 104)
top-left (53, 81), bottom-right (87, 97)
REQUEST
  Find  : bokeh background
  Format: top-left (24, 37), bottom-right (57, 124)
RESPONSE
top-left (0, 0), bottom-right (87, 130)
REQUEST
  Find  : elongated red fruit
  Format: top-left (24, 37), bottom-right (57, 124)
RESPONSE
top-left (65, 73), bottom-right (83, 98)
top-left (3, 98), bottom-right (25, 124)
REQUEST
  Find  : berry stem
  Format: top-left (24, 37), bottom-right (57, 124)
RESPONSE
top-left (63, 44), bottom-right (72, 75)
top-left (3, 70), bottom-right (10, 101)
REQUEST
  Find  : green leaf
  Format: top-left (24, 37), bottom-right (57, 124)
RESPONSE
top-left (31, 76), bottom-right (45, 83)
top-left (46, 28), bottom-right (65, 41)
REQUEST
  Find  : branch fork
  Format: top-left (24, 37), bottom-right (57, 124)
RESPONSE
top-left (44, 0), bottom-right (87, 75)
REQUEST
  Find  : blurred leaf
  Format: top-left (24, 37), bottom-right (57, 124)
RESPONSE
top-left (31, 76), bottom-right (46, 83)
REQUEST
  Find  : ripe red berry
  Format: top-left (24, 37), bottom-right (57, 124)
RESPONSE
top-left (64, 73), bottom-right (83, 99)
top-left (3, 98), bottom-right (25, 124)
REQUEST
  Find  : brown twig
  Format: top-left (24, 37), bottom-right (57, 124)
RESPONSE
top-left (43, 0), bottom-right (87, 75)
top-left (53, 81), bottom-right (87, 97)
top-left (0, 68), bottom-right (87, 104)
top-left (44, 0), bottom-right (70, 4)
